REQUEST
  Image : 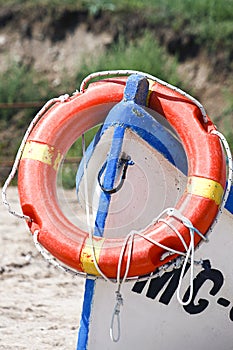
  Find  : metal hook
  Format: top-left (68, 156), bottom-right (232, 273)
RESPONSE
top-left (98, 156), bottom-right (134, 194)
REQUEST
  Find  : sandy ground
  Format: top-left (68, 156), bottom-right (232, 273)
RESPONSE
top-left (0, 187), bottom-right (85, 350)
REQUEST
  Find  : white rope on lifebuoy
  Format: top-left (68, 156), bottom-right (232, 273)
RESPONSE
top-left (80, 69), bottom-right (208, 123)
top-left (208, 130), bottom-right (233, 233)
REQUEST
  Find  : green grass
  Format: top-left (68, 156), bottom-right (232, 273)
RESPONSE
top-left (0, 62), bottom-right (51, 158)
top-left (0, 62), bottom-right (47, 121)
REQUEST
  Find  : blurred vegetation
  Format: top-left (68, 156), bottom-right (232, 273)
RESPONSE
top-left (75, 32), bottom-right (181, 87)
top-left (0, 0), bottom-right (233, 188)
top-left (0, 62), bottom-right (48, 124)
top-left (1, 0), bottom-right (233, 56)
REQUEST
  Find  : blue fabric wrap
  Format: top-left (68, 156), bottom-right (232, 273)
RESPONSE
top-left (94, 126), bottom-right (125, 235)
top-left (76, 279), bottom-right (95, 350)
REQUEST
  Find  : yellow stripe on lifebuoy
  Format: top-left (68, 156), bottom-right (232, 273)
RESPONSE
top-left (146, 79), bottom-right (155, 106)
top-left (22, 140), bottom-right (62, 171)
top-left (80, 238), bottom-right (105, 275)
top-left (187, 176), bottom-right (224, 205)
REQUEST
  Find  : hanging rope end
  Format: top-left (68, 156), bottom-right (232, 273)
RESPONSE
top-left (110, 290), bottom-right (124, 343)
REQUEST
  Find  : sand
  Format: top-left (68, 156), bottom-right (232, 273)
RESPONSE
top-left (0, 187), bottom-right (85, 350)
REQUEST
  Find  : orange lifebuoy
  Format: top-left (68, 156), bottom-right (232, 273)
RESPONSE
top-left (18, 76), bottom-right (226, 278)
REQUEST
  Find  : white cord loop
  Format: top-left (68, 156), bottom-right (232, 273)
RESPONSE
top-left (110, 290), bottom-right (124, 343)
top-left (211, 130), bottom-right (233, 207)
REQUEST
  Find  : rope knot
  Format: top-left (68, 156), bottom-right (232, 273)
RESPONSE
top-left (115, 291), bottom-right (123, 313)
top-left (58, 94), bottom-right (69, 103)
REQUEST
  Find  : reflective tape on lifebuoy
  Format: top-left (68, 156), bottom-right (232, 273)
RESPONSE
top-left (18, 76), bottom-right (226, 278)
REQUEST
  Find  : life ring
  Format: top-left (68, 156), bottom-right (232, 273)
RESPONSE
top-left (18, 75), bottom-right (226, 278)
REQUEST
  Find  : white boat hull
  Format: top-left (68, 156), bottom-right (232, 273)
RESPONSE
top-left (87, 208), bottom-right (233, 350)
